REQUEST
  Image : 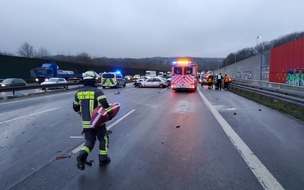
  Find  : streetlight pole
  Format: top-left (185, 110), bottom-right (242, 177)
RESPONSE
top-left (257, 36), bottom-right (263, 81)
top-left (257, 36), bottom-right (262, 46)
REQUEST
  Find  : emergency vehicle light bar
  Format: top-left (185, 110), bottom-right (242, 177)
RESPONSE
top-left (172, 60), bottom-right (194, 65)
top-left (172, 61), bottom-right (192, 64)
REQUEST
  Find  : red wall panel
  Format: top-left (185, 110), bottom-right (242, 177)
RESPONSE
top-left (270, 36), bottom-right (304, 83)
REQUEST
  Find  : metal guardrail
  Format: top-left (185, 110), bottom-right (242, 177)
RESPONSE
top-left (233, 78), bottom-right (304, 94)
top-left (0, 82), bottom-right (83, 96)
top-left (230, 79), bottom-right (304, 107)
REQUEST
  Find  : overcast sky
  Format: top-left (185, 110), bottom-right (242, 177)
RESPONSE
top-left (0, 0), bottom-right (303, 58)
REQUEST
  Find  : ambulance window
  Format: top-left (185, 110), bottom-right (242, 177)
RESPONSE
top-left (185, 67), bottom-right (192, 74)
top-left (174, 67), bottom-right (182, 75)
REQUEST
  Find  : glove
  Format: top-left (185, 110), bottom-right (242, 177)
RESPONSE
top-left (107, 111), bottom-right (114, 120)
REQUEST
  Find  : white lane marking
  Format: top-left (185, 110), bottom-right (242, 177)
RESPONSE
top-left (123, 88), bottom-right (135, 91)
top-left (69, 136), bottom-right (84, 139)
top-left (0, 107), bottom-right (61, 125)
top-left (160, 88), bottom-right (168, 93)
top-left (0, 92), bottom-right (75, 105)
top-left (72, 144), bottom-right (84, 154)
top-left (107, 109), bottom-right (135, 130)
top-left (198, 90), bottom-right (284, 190)
top-left (71, 109), bottom-right (136, 154)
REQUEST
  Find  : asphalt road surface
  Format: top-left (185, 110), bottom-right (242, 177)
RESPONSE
top-left (0, 84), bottom-right (303, 190)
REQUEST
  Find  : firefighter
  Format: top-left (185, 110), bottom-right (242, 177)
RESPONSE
top-left (207, 75), bottom-right (214, 89)
top-left (73, 71), bottom-right (113, 170)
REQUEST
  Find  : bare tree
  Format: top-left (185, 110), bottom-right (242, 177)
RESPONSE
top-left (75, 52), bottom-right (92, 63)
top-left (17, 42), bottom-right (35, 58)
top-left (36, 47), bottom-right (50, 58)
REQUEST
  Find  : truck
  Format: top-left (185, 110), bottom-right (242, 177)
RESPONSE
top-left (34, 63), bottom-right (83, 83)
top-left (145, 70), bottom-right (157, 77)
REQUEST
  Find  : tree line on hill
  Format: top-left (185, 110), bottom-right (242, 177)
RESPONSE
top-left (223, 31), bottom-right (304, 67)
top-left (0, 43), bottom-right (223, 72)
top-left (1, 31), bottom-right (302, 72)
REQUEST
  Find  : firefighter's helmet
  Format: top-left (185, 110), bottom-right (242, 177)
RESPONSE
top-left (83, 71), bottom-right (96, 80)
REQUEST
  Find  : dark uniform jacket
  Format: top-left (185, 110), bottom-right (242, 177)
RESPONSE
top-left (73, 85), bottom-right (112, 128)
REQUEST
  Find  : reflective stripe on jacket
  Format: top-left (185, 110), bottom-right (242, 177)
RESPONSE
top-left (73, 86), bottom-right (111, 128)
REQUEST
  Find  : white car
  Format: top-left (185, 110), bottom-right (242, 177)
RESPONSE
top-left (41, 77), bottom-right (68, 89)
top-left (132, 74), bottom-right (141, 82)
top-left (137, 77), bottom-right (169, 88)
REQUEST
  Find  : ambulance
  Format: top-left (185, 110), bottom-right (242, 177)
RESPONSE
top-left (170, 59), bottom-right (198, 91)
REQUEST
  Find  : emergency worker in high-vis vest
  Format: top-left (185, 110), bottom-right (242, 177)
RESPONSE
top-left (73, 71), bottom-right (113, 170)
top-left (217, 73), bottom-right (223, 90)
top-left (224, 74), bottom-right (230, 90)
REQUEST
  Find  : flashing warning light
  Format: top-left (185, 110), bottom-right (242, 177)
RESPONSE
top-left (172, 60), bottom-right (193, 66)
top-left (115, 70), bottom-right (121, 74)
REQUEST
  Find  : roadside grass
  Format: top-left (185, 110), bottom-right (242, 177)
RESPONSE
top-left (230, 86), bottom-right (304, 122)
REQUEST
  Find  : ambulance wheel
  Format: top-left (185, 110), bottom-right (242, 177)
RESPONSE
top-left (123, 83), bottom-right (126, 87)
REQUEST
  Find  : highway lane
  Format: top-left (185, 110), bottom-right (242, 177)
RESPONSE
top-left (202, 86), bottom-right (304, 190)
top-left (0, 84), bottom-right (303, 189)
top-left (0, 84), bottom-right (169, 189)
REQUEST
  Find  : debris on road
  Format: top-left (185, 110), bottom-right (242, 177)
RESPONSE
top-left (55, 153), bottom-right (71, 160)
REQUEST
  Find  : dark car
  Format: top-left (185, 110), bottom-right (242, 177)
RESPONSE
top-left (1, 78), bottom-right (27, 87)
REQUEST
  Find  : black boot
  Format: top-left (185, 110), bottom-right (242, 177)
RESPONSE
top-left (99, 155), bottom-right (111, 166)
top-left (77, 151), bottom-right (88, 170)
